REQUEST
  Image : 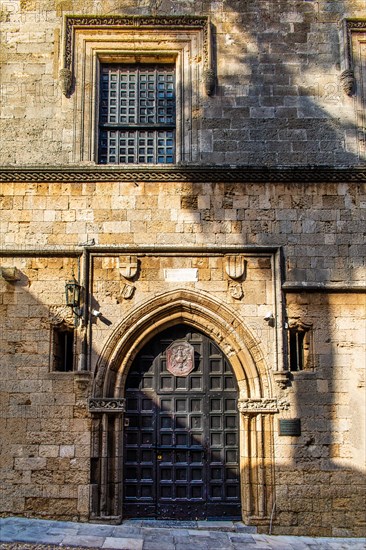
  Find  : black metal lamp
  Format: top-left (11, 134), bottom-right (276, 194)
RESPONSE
top-left (65, 276), bottom-right (82, 311)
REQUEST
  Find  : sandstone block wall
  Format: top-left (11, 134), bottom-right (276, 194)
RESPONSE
top-left (0, 0), bottom-right (366, 166)
top-left (0, 0), bottom-right (365, 538)
top-left (1, 179), bottom-right (365, 535)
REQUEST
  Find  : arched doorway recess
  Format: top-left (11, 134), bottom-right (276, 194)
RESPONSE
top-left (89, 290), bottom-right (277, 526)
top-left (123, 324), bottom-right (240, 520)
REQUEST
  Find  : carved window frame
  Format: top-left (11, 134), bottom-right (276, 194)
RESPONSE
top-left (60, 15), bottom-right (214, 165)
top-left (339, 19), bottom-right (366, 158)
top-left (287, 319), bottom-right (314, 372)
top-left (50, 320), bottom-right (75, 372)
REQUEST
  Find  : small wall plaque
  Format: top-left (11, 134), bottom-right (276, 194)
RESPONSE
top-left (164, 268), bottom-right (198, 282)
top-left (279, 419), bottom-right (301, 436)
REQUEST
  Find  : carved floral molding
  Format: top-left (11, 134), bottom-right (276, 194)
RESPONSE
top-left (88, 397), bottom-right (126, 413)
top-left (238, 397), bottom-right (290, 415)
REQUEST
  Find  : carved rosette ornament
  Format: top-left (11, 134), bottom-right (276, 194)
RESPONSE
top-left (166, 341), bottom-right (195, 377)
top-left (238, 397), bottom-right (290, 415)
top-left (88, 398), bottom-right (126, 413)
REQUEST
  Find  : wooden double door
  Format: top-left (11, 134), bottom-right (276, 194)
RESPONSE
top-left (123, 325), bottom-right (241, 520)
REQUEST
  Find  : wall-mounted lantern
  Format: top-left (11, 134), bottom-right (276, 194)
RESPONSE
top-left (65, 276), bottom-right (82, 324)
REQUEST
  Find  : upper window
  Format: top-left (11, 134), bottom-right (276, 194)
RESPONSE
top-left (59, 15), bottom-right (213, 164)
top-left (98, 64), bottom-right (175, 164)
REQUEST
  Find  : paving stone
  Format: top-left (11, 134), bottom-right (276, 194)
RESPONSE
top-left (197, 520), bottom-right (235, 531)
top-left (142, 543), bottom-right (175, 550)
top-left (103, 536), bottom-right (144, 549)
top-left (62, 535), bottom-right (106, 547)
top-left (76, 523), bottom-right (115, 536)
top-left (112, 525), bottom-right (142, 536)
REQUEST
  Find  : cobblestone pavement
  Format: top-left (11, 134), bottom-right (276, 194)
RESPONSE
top-left (0, 517), bottom-right (365, 550)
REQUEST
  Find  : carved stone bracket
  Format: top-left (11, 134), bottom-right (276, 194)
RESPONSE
top-left (74, 371), bottom-right (93, 399)
top-left (88, 397), bottom-right (126, 413)
top-left (48, 305), bottom-right (74, 328)
top-left (273, 370), bottom-right (291, 390)
top-left (238, 397), bottom-right (290, 415)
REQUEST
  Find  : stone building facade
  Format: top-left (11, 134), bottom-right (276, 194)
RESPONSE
top-left (0, 0), bottom-right (365, 537)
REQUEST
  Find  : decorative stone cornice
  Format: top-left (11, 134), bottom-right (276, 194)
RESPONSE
top-left (88, 398), bottom-right (126, 413)
top-left (1, 166), bottom-right (365, 184)
top-left (238, 397), bottom-right (290, 415)
top-left (61, 15), bottom-right (213, 97)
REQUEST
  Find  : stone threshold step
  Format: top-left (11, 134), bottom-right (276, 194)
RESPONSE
top-left (123, 519), bottom-right (257, 533)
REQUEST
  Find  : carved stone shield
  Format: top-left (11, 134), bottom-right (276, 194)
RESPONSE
top-left (166, 341), bottom-right (195, 377)
top-left (119, 255), bottom-right (138, 280)
top-left (225, 255), bottom-right (246, 280)
top-left (121, 283), bottom-right (135, 300)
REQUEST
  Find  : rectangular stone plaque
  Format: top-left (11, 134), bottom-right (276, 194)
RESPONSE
top-left (279, 419), bottom-right (301, 436)
top-left (164, 268), bottom-right (198, 282)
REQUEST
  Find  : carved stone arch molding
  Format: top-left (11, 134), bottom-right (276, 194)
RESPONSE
top-left (89, 289), bottom-right (278, 525)
top-left (93, 288), bottom-right (272, 400)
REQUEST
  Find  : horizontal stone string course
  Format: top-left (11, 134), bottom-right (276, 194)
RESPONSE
top-left (1, 168), bottom-right (366, 183)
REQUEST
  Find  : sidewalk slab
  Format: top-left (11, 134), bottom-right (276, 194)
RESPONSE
top-left (62, 534), bottom-right (105, 548)
top-left (102, 536), bottom-right (144, 549)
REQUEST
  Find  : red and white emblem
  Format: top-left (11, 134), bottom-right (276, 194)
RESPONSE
top-left (166, 341), bottom-right (195, 377)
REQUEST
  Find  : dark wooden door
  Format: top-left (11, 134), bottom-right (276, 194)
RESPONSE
top-left (123, 325), bottom-right (241, 519)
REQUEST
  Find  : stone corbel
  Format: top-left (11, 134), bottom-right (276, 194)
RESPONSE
top-left (88, 397), bottom-right (126, 413)
top-left (0, 267), bottom-right (21, 282)
top-left (273, 370), bottom-right (291, 389)
top-left (59, 68), bottom-right (72, 98)
top-left (74, 371), bottom-right (93, 399)
top-left (238, 397), bottom-right (290, 415)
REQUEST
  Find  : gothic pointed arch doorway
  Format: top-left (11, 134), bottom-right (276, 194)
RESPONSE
top-left (123, 324), bottom-right (241, 520)
top-left (89, 289), bottom-right (278, 526)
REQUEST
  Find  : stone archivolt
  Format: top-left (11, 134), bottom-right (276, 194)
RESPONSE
top-left (92, 288), bottom-right (270, 401)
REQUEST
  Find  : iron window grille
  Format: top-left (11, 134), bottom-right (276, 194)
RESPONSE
top-left (98, 64), bottom-right (176, 164)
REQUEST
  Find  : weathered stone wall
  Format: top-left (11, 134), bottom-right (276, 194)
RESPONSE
top-left (0, 255), bottom-right (91, 520)
top-left (1, 0), bottom-right (366, 166)
top-left (1, 179), bottom-right (365, 284)
top-left (0, 0), bottom-right (365, 538)
top-left (0, 179), bottom-right (365, 534)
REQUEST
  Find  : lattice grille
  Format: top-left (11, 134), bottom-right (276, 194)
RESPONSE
top-left (99, 65), bottom-right (175, 164)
